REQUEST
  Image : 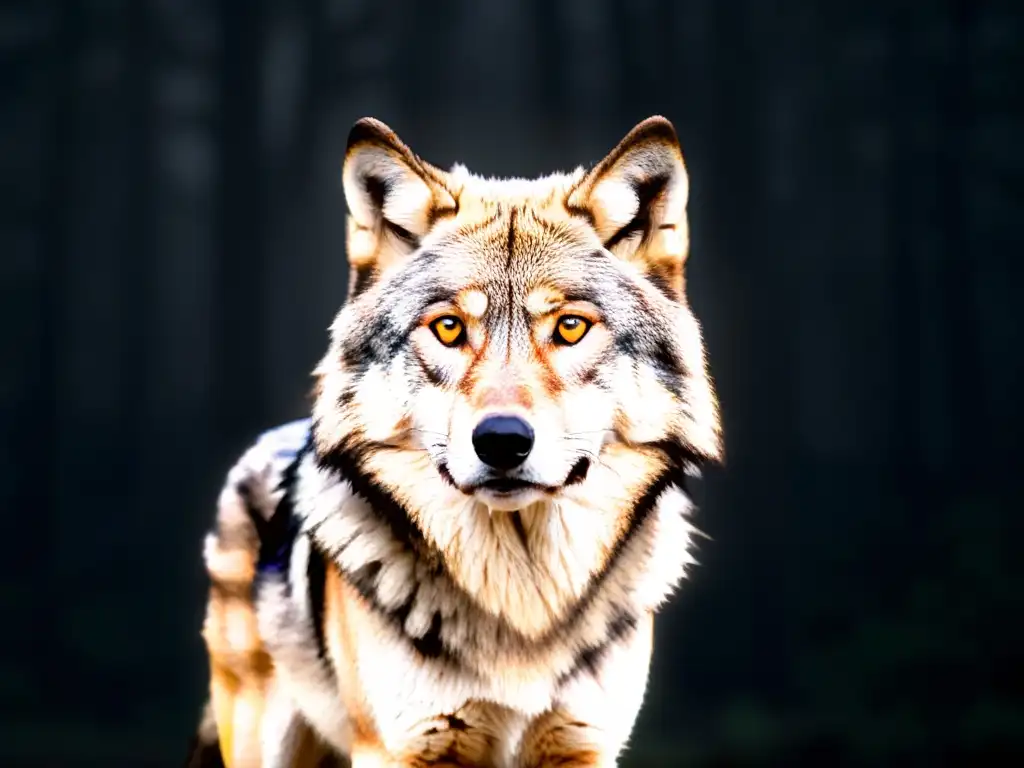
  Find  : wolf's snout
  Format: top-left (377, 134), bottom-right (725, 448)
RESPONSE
top-left (471, 415), bottom-right (534, 470)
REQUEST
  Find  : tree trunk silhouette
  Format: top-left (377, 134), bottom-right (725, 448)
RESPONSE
top-left (697, 0), bottom-right (770, 697)
top-left (938, 0), bottom-right (982, 487)
top-left (886, 5), bottom-right (923, 496)
top-left (120, 0), bottom-right (156, 529)
top-left (529, 0), bottom-right (564, 116)
top-left (30, 0), bottom-right (82, 718)
top-left (214, 0), bottom-right (268, 450)
top-left (285, 0), bottom-right (330, 198)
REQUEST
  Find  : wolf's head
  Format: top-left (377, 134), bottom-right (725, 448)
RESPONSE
top-left (313, 116), bottom-right (721, 530)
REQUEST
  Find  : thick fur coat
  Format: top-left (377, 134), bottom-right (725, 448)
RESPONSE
top-left (187, 116), bottom-right (722, 768)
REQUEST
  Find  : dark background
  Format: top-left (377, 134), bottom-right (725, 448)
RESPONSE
top-left (3, 1), bottom-right (1022, 765)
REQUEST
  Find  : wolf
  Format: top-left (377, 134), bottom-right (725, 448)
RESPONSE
top-left (185, 115), bottom-right (722, 768)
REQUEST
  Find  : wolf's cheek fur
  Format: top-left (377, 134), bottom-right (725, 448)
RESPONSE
top-left (409, 324), bottom-right (474, 389)
top-left (350, 357), bottom-right (418, 443)
top-left (410, 383), bottom-right (459, 457)
top-left (607, 357), bottom-right (684, 446)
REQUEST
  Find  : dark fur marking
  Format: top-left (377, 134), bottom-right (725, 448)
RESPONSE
top-left (238, 436), bottom-right (313, 577)
top-left (603, 173), bottom-right (670, 252)
top-left (314, 430), bottom-right (701, 667)
top-left (565, 201), bottom-right (596, 229)
top-left (505, 207), bottom-right (518, 359)
top-left (317, 442), bottom-right (431, 556)
top-left (611, 320), bottom-right (686, 395)
top-left (361, 174), bottom-right (421, 249)
top-left (362, 173), bottom-right (387, 211)
top-left (559, 256), bottom-right (629, 313)
top-left (456, 206), bottom-right (503, 238)
top-left (644, 268), bottom-right (678, 302)
top-left (350, 264), bottom-right (376, 298)
top-left (609, 270), bottom-right (654, 311)
top-left (412, 610), bottom-right (446, 658)
top-left (424, 188), bottom-right (459, 228)
top-left (510, 511), bottom-right (529, 550)
top-left (307, 540), bottom-right (329, 660)
top-left (314, 441), bottom-right (465, 666)
top-left (555, 451), bottom-right (693, 634)
top-left (650, 338), bottom-right (678, 373)
top-left (564, 457), bottom-right (591, 486)
top-left (408, 249), bottom-right (443, 273)
top-left (390, 588), bottom-right (417, 632)
top-left (437, 462), bottom-right (458, 488)
top-left (255, 436), bottom-right (332, 660)
top-left (649, 337), bottom-right (687, 394)
top-left (415, 350), bottom-right (446, 387)
top-left (649, 436), bottom-right (704, 471)
top-left (348, 559), bottom-right (383, 595)
top-left (385, 219), bottom-right (420, 249)
top-left (317, 432), bottom-right (698, 653)
top-left (577, 364), bottom-right (600, 387)
top-left (445, 714), bottom-right (469, 731)
top-left (346, 119), bottom-right (392, 152)
top-left (506, 206), bottom-right (518, 266)
top-left (340, 253), bottom-right (449, 370)
top-left (341, 317), bottom-right (408, 371)
top-left (557, 609), bottom-right (638, 686)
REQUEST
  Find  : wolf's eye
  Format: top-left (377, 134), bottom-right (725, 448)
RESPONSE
top-left (430, 316), bottom-right (466, 347)
top-left (554, 315), bottom-right (591, 345)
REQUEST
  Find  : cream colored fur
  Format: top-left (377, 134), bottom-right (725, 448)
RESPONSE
top-left (194, 116), bottom-right (722, 768)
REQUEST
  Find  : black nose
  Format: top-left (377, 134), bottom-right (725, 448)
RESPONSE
top-left (472, 415), bottom-right (535, 470)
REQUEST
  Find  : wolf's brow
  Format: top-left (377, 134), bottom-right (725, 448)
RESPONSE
top-left (560, 288), bottom-right (610, 312)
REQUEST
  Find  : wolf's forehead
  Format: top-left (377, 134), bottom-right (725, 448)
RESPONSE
top-left (431, 201), bottom-right (601, 280)
top-left (434, 240), bottom-right (606, 314)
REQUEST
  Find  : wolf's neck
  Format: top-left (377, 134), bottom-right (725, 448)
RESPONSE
top-left (416, 498), bottom-right (622, 639)
top-left (302, 446), bottom-right (698, 645)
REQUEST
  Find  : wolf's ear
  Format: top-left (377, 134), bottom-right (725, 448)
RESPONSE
top-left (342, 118), bottom-right (457, 296)
top-left (567, 116), bottom-right (690, 298)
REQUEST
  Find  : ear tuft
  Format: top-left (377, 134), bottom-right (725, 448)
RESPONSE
top-left (567, 116), bottom-right (691, 297)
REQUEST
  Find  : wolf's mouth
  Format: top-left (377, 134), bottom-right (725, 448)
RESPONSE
top-left (436, 458), bottom-right (591, 496)
top-left (479, 477), bottom-right (535, 494)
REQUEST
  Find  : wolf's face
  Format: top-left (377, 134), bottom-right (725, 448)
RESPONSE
top-left (313, 117), bottom-right (721, 519)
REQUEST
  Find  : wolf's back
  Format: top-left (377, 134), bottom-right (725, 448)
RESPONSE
top-left (185, 419), bottom-right (313, 767)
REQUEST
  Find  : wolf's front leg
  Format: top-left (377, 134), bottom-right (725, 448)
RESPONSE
top-left (515, 710), bottom-right (609, 767)
top-left (517, 613), bottom-right (656, 767)
top-left (260, 679), bottom-right (344, 767)
top-left (352, 702), bottom-right (511, 768)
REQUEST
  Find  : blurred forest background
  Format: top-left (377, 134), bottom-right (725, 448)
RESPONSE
top-left (3, 0), bottom-right (1023, 765)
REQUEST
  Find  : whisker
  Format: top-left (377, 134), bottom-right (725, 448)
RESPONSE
top-left (564, 445), bottom-right (624, 483)
top-left (408, 427), bottom-right (449, 438)
top-left (363, 440), bottom-right (433, 454)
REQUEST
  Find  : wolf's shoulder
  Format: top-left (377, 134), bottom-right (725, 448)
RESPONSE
top-left (203, 418), bottom-right (312, 582)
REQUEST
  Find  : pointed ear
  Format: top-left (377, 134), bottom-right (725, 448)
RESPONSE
top-left (567, 116), bottom-right (691, 298)
top-left (342, 118), bottom-right (457, 297)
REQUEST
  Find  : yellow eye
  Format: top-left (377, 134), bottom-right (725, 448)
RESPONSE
top-left (554, 315), bottom-right (591, 345)
top-left (430, 315), bottom-right (465, 347)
